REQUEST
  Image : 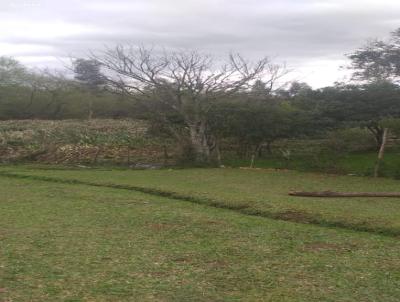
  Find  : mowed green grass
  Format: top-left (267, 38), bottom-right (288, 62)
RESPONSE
top-left (3, 165), bottom-right (400, 236)
top-left (1, 175), bottom-right (400, 301)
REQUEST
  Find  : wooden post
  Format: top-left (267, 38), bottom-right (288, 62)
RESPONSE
top-left (249, 144), bottom-right (261, 168)
top-left (88, 98), bottom-right (93, 120)
top-left (374, 128), bottom-right (389, 178)
top-left (163, 145), bottom-right (168, 166)
top-left (250, 153), bottom-right (256, 168)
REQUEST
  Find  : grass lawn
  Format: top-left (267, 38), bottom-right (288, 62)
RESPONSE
top-left (3, 165), bottom-right (400, 236)
top-left (1, 171), bottom-right (400, 301)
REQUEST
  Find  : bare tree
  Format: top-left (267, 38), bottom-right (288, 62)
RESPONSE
top-left (92, 45), bottom-right (287, 164)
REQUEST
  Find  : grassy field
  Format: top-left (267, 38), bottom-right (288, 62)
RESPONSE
top-left (3, 165), bottom-right (400, 236)
top-left (1, 165), bottom-right (400, 301)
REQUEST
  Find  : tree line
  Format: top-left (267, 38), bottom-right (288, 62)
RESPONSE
top-left (1, 28), bottom-right (400, 166)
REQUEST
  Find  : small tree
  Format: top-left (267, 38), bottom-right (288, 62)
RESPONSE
top-left (73, 59), bottom-right (106, 119)
top-left (346, 28), bottom-right (400, 154)
top-left (209, 98), bottom-right (305, 167)
top-left (0, 57), bottom-right (29, 86)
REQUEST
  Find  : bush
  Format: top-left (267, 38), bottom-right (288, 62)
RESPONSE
top-left (326, 128), bottom-right (376, 154)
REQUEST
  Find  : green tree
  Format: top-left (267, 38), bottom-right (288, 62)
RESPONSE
top-left (319, 82), bottom-right (400, 148)
top-left (347, 28), bottom-right (400, 82)
top-left (73, 59), bottom-right (106, 119)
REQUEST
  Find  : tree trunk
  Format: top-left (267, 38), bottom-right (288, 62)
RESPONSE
top-left (265, 141), bottom-right (273, 155)
top-left (249, 144), bottom-right (262, 168)
top-left (188, 121), bottom-right (211, 164)
top-left (88, 99), bottom-right (94, 120)
top-left (24, 88), bottom-right (36, 118)
top-left (258, 145), bottom-right (263, 157)
top-left (215, 142), bottom-right (222, 166)
top-left (367, 125), bottom-right (384, 150)
top-left (374, 128), bottom-right (389, 178)
top-left (163, 144), bottom-right (169, 166)
top-left (250, 154), bottom-right (256, 168)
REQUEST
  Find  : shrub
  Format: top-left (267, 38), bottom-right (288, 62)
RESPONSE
top-left (326, 128), bottom-right (376, 154)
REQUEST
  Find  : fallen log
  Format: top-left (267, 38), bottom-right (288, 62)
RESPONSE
top-left (289, 190), bottom-right (400, 197)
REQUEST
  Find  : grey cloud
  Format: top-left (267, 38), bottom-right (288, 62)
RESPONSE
top-left (0, 0), bottom-right (399, 87)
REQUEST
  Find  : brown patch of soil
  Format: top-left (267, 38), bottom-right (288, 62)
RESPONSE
top-left (275, 210), bottom-right (314, 224)
top-left (171, 255), bottom-right (194, 264)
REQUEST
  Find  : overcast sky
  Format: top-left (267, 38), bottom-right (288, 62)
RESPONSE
top-left (0, 0), bottom-right (399, 87)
